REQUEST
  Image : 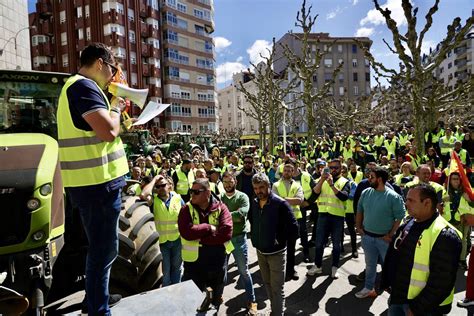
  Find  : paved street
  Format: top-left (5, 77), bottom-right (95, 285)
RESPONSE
top-left (219, 233), bottom-right (471, 316)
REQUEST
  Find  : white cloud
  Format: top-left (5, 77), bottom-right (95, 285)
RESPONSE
top-left (327, 6), bottom-right (342, 20)
top-left (352, 0), bottom-right (359, 5)
top-left (421, 40), bottom-right (435, 56)
top-left (360, 0), bottom-right (408, 27)
top-left (355, 27), bottom-right (375, 37)
top-left (246, 40), bottom-right (272, 65)
top-left (214, 36), bottom-right (232, 53)
top-left (216, 60), bottom-right (247, 84)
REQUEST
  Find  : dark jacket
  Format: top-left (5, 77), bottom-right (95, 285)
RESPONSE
top-left (178, 193), bottom-right (233, 246)
top-left (381, 213), bottom-right (461, 316)
top-left (236, 168), bottom-right (257, 200)
top-left (248, 192), bottom-right (299, 254)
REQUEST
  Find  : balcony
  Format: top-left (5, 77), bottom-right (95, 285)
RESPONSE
top-left (148, 25), bottom-right (158, 38)
top-left (139, 1), bottom-right (147, 18)
top-left (140, 21), bottom-right (149, 37)
top-left (103, 9), bottom-right (124, 25)
top-left (104, 33), bottom-right (125, 47)
top-left (36, 42), bottom-right (53, 56)
top-left (142, 64), bottom-right (150, 77)
top-left (148, 84), bottom-right (160, 97)
top-left (150, 47), bottom-right (160, 58)
top-left (148, 6), bottom-right (158, 19)
top-left (41, 20), bottom-right (53, 35)
top-left (36, 0), bottom-right (52, 18)
top-left (141, 43), bottom-right (151, 57)
top-left (150, 65), bottom-right (160, 77)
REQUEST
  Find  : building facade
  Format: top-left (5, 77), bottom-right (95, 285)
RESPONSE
top-left (275, 32), bottom-right (372, 133)
top-left (0, 0), bottom-right (31, 70)
top-left (29, 0), bottom-right (216, 134)
top-left (217, 71), bottom-right (259, 135)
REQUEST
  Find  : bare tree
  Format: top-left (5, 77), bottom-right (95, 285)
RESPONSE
top-left (237, 38), bottom-right (298, 152)
top-left (279, 0), bottom-right (344, 147)
top-left (360, 0), bottom-right (473, 154)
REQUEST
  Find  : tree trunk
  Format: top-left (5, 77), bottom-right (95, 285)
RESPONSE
top-left (305, 81), bottom-right (315, 147)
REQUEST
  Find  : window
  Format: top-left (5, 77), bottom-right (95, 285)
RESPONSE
top-left (166, 12), bottom-right (177, 26)
top-left (312, 75), bottom-right (317, 83)
top-left (165, 30), bottom-right (178, 43)
top-left (328, 86), bottom-right (333, 95)
top-left (352, 59), bottom-right (358, 67)
top-left (324, 73), bottom-right (332, 82)
top-left (177, 18), bottom-right (188, 30)
top-left (77, 28), bottom-right (84, 40)
top-left (181, 91), bottom-right (191, 99)
top-left (204, 41), bottom-right (213, 53)
top-left (129, 30), bottom-right (136, 43)
top-left (352, 44), bottom-right (357, 53)
top-left (171, 121), bottom-right (182, 131)
top-left (365, 72), bottom-right (370, 81)
top-left (353, 72), bottom-right (358, 82)
top-left (195, 25), bottom-right (205, 35)
top-left (177, 2), bottom-right (186, 13)
top-left (338, 44), bottom-right (343, 53)
top-left (85, 5), bottom-right (90, 18)
top-left (206, 74), bottom-right (214, 85)
top-left (194, 8), bottom-right (204, 19)
top-left (60, 10), bottom-right (66, 23)
top-left (324, 58), bottom-right (333, 67)
top-left (86, 27), bottom-right (91, 40)
top-left (338, 73), bottom-right (344, 82)
top-left (166, 48), bottom-right (179, 61)
top-left (365, 59), bottom-right (370, 66)
top-left (130, 52), bottom-right (136, 65)
top-left (178, 35), bottom-right (188, 48)
top-left (61, 32), bottom-right (67, 45)
top-left (131, 73), bottom-right (138, 86)
top-left (339, 87), bottom-right (344, 96)
top-left (167, 66), bottom-right (180, 78)
top-left (77, 6), bottom-right (82, 18)
top-left (62, 54), bottom-right (68, 67)
top-left (448, 62), bottom-right (452, 69)
top-left (166, 0), bottom-right (177, 8)
top-left (128, 8), bottom-right (134, 21)
top-left (354, 86), bottom-right (359, 95)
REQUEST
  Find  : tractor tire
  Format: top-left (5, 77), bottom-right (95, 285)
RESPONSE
top-left (111, 195), bottom-right (163, 296)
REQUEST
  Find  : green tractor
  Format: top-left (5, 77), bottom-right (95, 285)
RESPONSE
top-left (121, 129), bottom-right (158, 158)
top-left (194, 134), bottom-right (219, 156)
top-left (157, 132), bottom-right (202, 156)
top-left (0, 70), bottom-right (163, 314)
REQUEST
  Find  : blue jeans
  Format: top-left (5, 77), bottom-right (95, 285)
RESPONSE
top-left (231, 234), bottom-right (255, 302)
top-left (361, 234), bottom-right (389, 290)
top-left (314, 213), bottom-right (344, 267)
top-left (67, 186), bottom-right (122, 316)
top-left (161, 239), bottom-right (183, 286)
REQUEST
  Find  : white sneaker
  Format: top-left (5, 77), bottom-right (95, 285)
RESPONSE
top-left (306, 265), bottom-right (322, 276)
top-left (331, 266), bottom-right (339, 279)
top-left (355, 288), bottom-right (377, 298)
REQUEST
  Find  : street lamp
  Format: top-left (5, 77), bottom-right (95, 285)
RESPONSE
top-left (0, 26), bottom-right (34, 57)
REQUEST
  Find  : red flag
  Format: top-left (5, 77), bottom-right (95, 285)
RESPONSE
top-left (449, 151), bottom-right (474, 201)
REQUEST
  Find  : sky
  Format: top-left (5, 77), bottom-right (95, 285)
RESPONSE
top-left (213, 0), bottom-right (473, 88)
top-left (27, 0), bottom-right (473, 89)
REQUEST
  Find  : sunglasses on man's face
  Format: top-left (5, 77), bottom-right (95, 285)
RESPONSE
top-left (103, 60), bottom-right (118, 77)
top-left (190, 188), bottom-right (206, 195)
top-left (155, 183), bottom-right (167, 189)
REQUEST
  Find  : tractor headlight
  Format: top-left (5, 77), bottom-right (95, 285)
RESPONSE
top-left (32, 230), bottom-right (45, 241)
top-left (27, 198), bottom-right (40, 211)
top-left (39, 183), bottom-right (52, 196)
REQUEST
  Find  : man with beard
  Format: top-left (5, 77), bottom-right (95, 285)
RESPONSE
top-left (355, 167), bottom-right (405, 299)
top-left (236, 154), bottom-right (258, 201)
top-left (220, 172), bottom-right (257, 315)
top-left (178, 178), bottom-right (233, 311)
top-left (248, 173), bottom-right (298, 315)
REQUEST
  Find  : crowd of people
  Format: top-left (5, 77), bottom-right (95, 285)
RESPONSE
top-left (123, 125), bottom-right (474, 315)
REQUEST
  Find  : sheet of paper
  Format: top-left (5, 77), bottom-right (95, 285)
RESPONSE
top-left (132, 102), bottom-right (170, 126)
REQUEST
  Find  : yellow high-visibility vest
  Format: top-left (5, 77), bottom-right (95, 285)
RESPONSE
top-left (57, 74), bottom-right (128, 187)
top-left (154, 193), bottom-right (182, 243)
top-left (175, 168), bottom-right (194, 195)
top-left (317, 177), bottom-right (349, 217)
top-left (407, 216), bottom-right (461, 307)
top-left (181, 203), bottom-right (233, 262)
top-left (275, 180), bottom-right (303, 219)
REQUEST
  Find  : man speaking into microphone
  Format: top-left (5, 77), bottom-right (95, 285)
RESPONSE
top-left (57, 43), bottom-right (129, 316)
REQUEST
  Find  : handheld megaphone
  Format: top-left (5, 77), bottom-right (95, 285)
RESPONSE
top-left (108, 82), bottom-right (149, 109)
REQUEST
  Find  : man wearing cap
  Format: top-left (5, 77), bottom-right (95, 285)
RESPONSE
top-left (172, 158), bottom-right (194, 202)
top-left (272, 159), bottom-right (303, 281)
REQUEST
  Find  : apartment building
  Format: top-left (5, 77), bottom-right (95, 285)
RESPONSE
top-left (274, 32), bottom-right (372, 133)
top-left (160, 0), bottom-right (217, 133)
top-left (0, 0), bottom-right (31, 70)
top-left (217, 71), bottom-right (260, 135)
top-left (29, 0), bottom-right (216, 134)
